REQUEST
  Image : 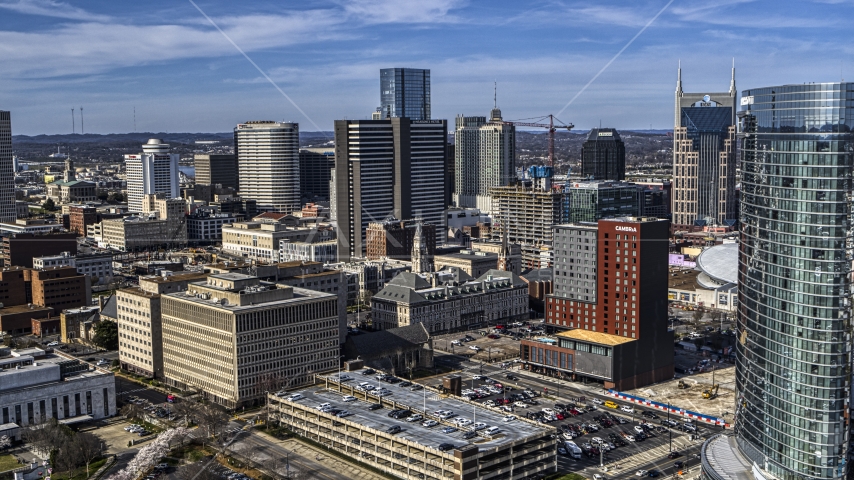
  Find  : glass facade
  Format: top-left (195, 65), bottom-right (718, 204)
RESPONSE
top-left (380, 68), bottom-right (431, 120)
top-left (736, 82), bottom-right (854, 480)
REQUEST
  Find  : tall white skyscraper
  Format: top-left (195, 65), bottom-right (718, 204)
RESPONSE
top-left (234, 121), bottom-right (300, 213)
top-left (124, 139), bottom-right (180, 213)
top-left (453, 105), bottom-right (515, 213)
top-left (0, 112), bottom-right (15, 222)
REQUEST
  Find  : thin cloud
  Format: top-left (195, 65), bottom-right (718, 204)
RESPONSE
top-left (0, 0), bottom-right (110, 21)
top-left (339, 0), bottom-right (466, 24)
top-left (0, 10), bottom-right (347, 78)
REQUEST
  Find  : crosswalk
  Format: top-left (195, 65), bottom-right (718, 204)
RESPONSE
top-left (119, 388), bottom-right (151, 395)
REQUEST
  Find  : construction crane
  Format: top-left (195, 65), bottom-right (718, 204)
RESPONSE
top-left (501, 115), bottom-right (574, 167)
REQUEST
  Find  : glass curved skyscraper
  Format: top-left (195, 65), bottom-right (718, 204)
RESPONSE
top-left (732, 83), bottom-right (854, 480)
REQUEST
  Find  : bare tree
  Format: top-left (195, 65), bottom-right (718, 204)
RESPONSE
top-left (172, 397), bottom-right (201, 427)
top-left (74, 432), bottom-right (103, 477)
top-left (120, 403), bottom-right (145, 422)
top-left (196, 403), bottom-right (230, 441)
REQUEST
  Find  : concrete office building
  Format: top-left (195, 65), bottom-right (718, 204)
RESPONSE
top-left (124, 139), bottom-right (180, 213)
top-left (453, 106), bottom-right (515, 212)
top-left (333, 118), bottom-right (447, 260)
top-left (117, 288), bottom-right (162, 378)
top-left (0, 349), bottom-right (116, 425)
top-left (298, 148), bottom-right (334, 201)
top-left (371, 269), bottom-right (528, 333)
top-left (99, 196), bottom-right (187, 251)
top-left (672, 66), bottom-right (737, 231)
top-left (161, 274), bottom-right (340, 408)
top-left (523, 217), bottom-right (673, 389)
top-left (221, 219), bottom-right (334, 264)
top-left (0, 112), bottom-right (15, 222)
top-left (700, 83), bottom-right (854, 480)
top-left (194, 154), bottom-right (238, 189)
top-left (33, 252), bottom-right (114, 286)
top-left (187, 211), bottom-right (236, 243)
top-left (581, 128), bottom-right (626, 181)
top-left (235, 121), bottom-right (300, 213)
top-left (379, 68), bottom-right (431, 120)
top-left (279, 239), bottom-right (337, 264)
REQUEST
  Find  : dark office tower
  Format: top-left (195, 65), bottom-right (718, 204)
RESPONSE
top-left (672, 65), bottom-right (737, 231)
top-left (0, 112), bottom-right (14, 222)
top-left (581, 128), bottom-right (625, 180)
top-left (380, 68), bottom-right (431, 120)
top-left (333, 118), bottom-right (446, 260)
top-left (194, 154), bottom-right (238, 189)
top-left (700, 83), bottom-right (854, 480)
top-left (298, 148), bottom-right (334, 202)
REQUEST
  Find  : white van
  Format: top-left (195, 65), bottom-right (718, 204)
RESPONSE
top-left (484, 426), bottom-right (500, 436)
top-left (564, 441), bottom-right (582, 460)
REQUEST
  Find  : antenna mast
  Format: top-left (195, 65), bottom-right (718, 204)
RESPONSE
top-left (80, 106), bottom-right (84, 134)
top-left (71, 108), bottom-right (75, 134)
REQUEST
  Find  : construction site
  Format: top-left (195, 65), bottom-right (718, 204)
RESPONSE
top-left (624, 347), bottom-right (737, 423)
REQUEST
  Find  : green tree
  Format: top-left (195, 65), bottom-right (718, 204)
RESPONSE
top-left (93, 320), bottom-right (118, 350)
top-left (42, 198), bottom-right (56, 211)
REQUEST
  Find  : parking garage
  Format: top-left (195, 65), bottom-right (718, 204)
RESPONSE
top-left (269, 373), bottom-right (558, 480)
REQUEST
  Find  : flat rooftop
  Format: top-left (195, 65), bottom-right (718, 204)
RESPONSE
top-left (167, 286), bottom-right (334, 311)
top-left (0, 304), bottom-right (53, 315)
top-left (556, 328), bottom-right (636, 346)
top-left (140, 272), bottom-right (209, 284)
top-left (286, 370), bottom-right (552, 453)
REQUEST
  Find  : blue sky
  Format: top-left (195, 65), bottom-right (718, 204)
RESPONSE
top-left (1, 0), bottom-right (852, 135)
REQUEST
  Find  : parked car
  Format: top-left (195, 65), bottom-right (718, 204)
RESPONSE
top-left (386, 425), bottom-right (401, 434)
top-left (342, 395), bottom-right (356, 402)
top-left (422, 419), bottom-right (438, 427)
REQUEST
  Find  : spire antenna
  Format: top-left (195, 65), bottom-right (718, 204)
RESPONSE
top-left (493, 81), bottom-right (497, 109)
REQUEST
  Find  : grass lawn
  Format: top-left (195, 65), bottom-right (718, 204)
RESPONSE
top-left (51, 457), bottom-right (109, 480)
top-left (172, 444), bottom-right (216, 462)
top-left (0, 454), bottom-right (19, 472)
top-left (545, 474), bottom-right (588, 480)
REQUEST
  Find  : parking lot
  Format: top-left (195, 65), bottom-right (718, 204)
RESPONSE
top-left (433, 320), bottom-right (545, 361)
top-left (447, 369), bottom-right (709, 478)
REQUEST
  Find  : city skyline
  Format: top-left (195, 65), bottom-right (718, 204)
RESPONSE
top-left (1, 0), bottom-right (852, 135)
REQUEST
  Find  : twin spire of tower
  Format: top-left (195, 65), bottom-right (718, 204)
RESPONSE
top-left (676, 59), bottom-right (736, 95)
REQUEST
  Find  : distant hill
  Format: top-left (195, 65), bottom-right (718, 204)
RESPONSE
top-left (12, 131), bottom-right (334, 144)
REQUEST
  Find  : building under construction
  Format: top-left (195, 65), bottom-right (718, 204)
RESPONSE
top-left (490, 174), bottom-right (567, 268)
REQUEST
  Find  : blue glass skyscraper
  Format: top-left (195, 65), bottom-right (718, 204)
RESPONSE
top-left (380, 68), bottom-right (431, 120)
top-left (702, 82), bottom-right (854, 480)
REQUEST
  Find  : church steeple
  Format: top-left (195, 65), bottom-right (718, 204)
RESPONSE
top-left (411, 220), bottom-right (432, 274)
top-left (497, 216), bottom-right (511, 272)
